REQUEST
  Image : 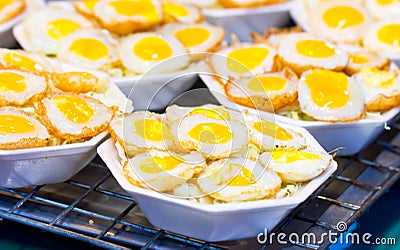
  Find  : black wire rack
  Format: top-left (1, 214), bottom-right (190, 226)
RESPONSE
top-left (0, 115), bottom-right (399, 249)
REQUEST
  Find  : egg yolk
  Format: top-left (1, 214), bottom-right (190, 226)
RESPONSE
top-left (139, 155), bottom-right (183, 174)
top-left (349, 53), bottom-right (370, 64)
top-left (296, 40), bottom-right (335, 58)
top-left (377, 0), bottom-right (395, 4)
top-left (360, 68), bottom-right (396, 89)
top-left (0, 72), bottom-right (26, 93)
top-left (206, 163), bottom-right (255, 186)
top-left (133, 36), bottom-right (173, 60)
top-left (84, 0), bottom-right (98, 10)
top-left (163, 3), bottom-right (189, 17)
top-left (135, 119), bottom-right (170, 142)
top-left (253, 121), bottom-right (293, 141)
top-left (227, 163), bottom-right (256, 186)
top-left (47, 19), bottom-right (81, 40)
top-left (109, 0), bottom-right (159, 21)
top-left (272, 150), bottom-right (322, 164)
top-left (227, 47), bottom-right (269, 73)
top-left (247, 76), bottom-right (287, 92)
top-left (4, 53), bottom-right (44, 73)
top-left (189, 107), bottom-right (230, 121)
top-left (0, 115), bottom-right (35, 135)
top-left (377, 24), bottom-right (400, 46)
top-left (189, 122), bottom-right (232, 144)
top-left (69, 38), bottom-right (109, 60)
top-left (323, 6), bottom-right (364, 29)
top-left (175, 28), bottom-right (210, 47)
top-left (0, 0), bottom-right (12, 10)
top-left (305, 70), bottom-right (350, 108)
top-left (53, 96), bottom-right (94, 124)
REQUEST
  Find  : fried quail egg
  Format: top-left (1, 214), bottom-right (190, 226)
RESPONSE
top-left (298, 69), bottom-right (366, 122)
top-left (210, 42), bottom-right (277, 79)
top-left (362, 19), bottom-right (400, 57)
top-left (171, 113), bottom-right (249, 159)
top-left (49, 71), bottom-right (109, 94)
top-left (246, 116), bottom-right (307, 151)
top-left (73, 0), bottom-right (99, 18)
top-left (277, 33), bottom-right (348, 76)
top-left (259, 149), bottom-right (332, 183)
top-left (162, 1), bottom-right (203, 24)
top-left (37, 94), bottom-right (112, 140)
top-left (119, 32), bottom-right (189, 74)
top-left (161, 23), bottom-right (224, 59)
top-left (23, 6), bottom-right (95, 55)
top-left (218, 0), bottom-right (286, 8)
top-left (93, 0), bottom-right (163, 35)
top-left (123, 149), bottom-right (205, 192)
top-left (173, 0), bottom-right (217, 8)
top-left (56, 29), bottom-right (119, 71)
top-left (342, 48), bottom-right (390, 75)
top-left (224, 67), bottom-right (298, 112)
top-left (308, 1), bottom-right (372, 44)
top-left (0, 49), bottom-right (55, 75)
top-left (0, 107), bottom-right (49, 150)
top-left (0, 70), bottom-right (47, 106)
top-left (353, 67), bottom-right (400, 111)
top-left (0, 0), bottom-right (25, 24)
top-left (109, 111), bottom-right (172, 156)
top-left (197, 158), bottom-right (282, 202)
top-left (365, 0), bottom-right (400, 20)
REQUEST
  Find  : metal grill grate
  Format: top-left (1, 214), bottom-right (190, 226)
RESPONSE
top-left (0, 116), bottom-right (399, 249)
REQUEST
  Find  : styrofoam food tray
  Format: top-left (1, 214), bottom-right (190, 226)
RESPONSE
top-left (0, 131), bottom-right (108, 188)
top-left (203, 1), bottom-right (293, 43)
top-left (97, 123), bottom-right (337, 242)
top-left (200, 74), bottom-right (400, 156)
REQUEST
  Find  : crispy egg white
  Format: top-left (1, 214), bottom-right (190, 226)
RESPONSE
top-left (57, 28), bottom-right (120, 71)
top-left (119, 32), bottom-right (189, 74)
top-left (259, 149), bottom-right (332, 183)
top-left (38, 94), bottom-right (112, 140)
top-left (277, 32), bottom-right (348, 76)
top-left (353, 67), bottom-right (400, 111)
top-left (73, 0), bottom-right (99, 18)
top-left (224, 67), bottom-right (298, 112)
top-left (298, 69), bottom-right (366, 122)
top-left (49, 71), bottom-right (109, 94)
top-left (123, 149), bottom-right (205, 192)
top-left (0, 0), bottom-right (25, 24)
top-left (0, 69), bottom-right (47, 106)
top-left (23, 6), bottom-right (95, 55)
top-left (109, 111), bottom-right (172, 156)
top-left (0, 106), bottom-right (49, 150)
top-left (93, 0), bottom-right (163, 35)
top-left (210, 42), bottom-right (277, 79)
top-left (197, 157), bottom-right (282, 202)
top-left (363, 19), bottom-right (400, 57)
top-left (365, 0), bottom-right (400, 20)
top-left (342, 48), bottom-right (390, 75)
top-left (162, 1), bottom-right (203, 24)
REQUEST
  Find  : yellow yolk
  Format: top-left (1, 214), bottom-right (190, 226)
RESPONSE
top-left (227, 163), bottom-right (255, 186)
top-left (0, 115), bottom-right (35, 135)
top-left (247, 76), bottom-right (287, 92)
top-left (350, 53), bottom-right (370, 64)
top-left (296, 40), bottom-right (335, 58)
top-left (305, 70), bottom-right (350, 108)
top-left (253, 121), bottom-right (293, 141)
top-left (47, 19), bottom-right (81, 40)
top-left (0, 72), bottom-right (26, 93)
top-left (227, 47), bottom-right (269, 73)
top-left (3, 53), bottom-right (44, 73)
top-left (175, 28), bottom-right (210, 47)
top-left (85, 0), bottom-right (98, 10)
top-left (135, 119), bottom-right (169, 142)
top-left (0, 0), bottom-right (12, 10)
top-left (133, 37), bottom-right (173, 60)
top-left (53, 96), bottom-right (94, 124)
top-left (189, 108), bottom-right (230, 121)
top-left (109, 0), bottom-right (159, 21)
top-left (361, 68), bottom-right (396, 89)
top-left (377, 24), bottom-right (400, 46)
top-left (139, 155), bottom-right (183, 174)
top-left (163, 3), bottom-right (189, 17)
top-left (69, 38), bottom-right (109, 60)
top-left (272, 150), bottom-right (322, 164)
top-left (189, 122), bottom-right (232, 144)
top-left (322, 6), bottom-right (364, 28)
top-left (377, 0), bottom-right (395, 4)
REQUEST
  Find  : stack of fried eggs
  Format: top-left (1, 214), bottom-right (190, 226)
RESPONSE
top-left (207, 28), bottom-right (400, 122)
top-left (21, 0), bottom-right (226, 76)
top-left (110, 104), bottom-right (333, 203)
top-left (0, 47), bottom-right (131, 150)
top-left (296, 0), bottom-right (400, 59)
